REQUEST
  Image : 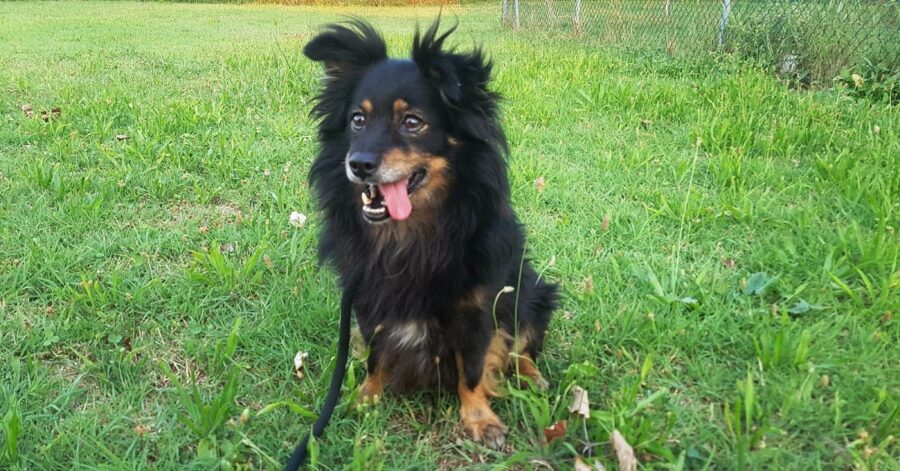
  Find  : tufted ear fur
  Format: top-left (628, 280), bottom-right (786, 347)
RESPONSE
top-left (304, 20), bottom-right (387, 135)
top-left (304, 19), bottom-right (387, 80)
top-left (412, 19), bottom-right (505, 151)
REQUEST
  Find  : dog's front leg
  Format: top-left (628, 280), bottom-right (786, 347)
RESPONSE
top-left (357, 346), bottom-right (385, 405)
top-left (453, 315), bottom-right (508, 449)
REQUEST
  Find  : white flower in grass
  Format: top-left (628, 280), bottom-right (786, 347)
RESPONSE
top-left (289, 211), bottom-right (307, 229)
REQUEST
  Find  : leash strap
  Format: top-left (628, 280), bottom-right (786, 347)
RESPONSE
top-left (284, 279), bottom-right (357, 471)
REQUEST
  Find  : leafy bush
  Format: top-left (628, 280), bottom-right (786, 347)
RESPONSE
top-left (726, 2), bottom-right (898, 87)
top-left (834, 60), bottom-right (900, 105)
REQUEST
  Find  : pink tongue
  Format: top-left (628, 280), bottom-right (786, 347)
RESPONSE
top-left (379, 180), bottom-right (412, 221)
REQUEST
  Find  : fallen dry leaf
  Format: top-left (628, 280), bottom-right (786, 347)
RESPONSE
top-left (611, 430), bottom-right (637, 471)
top-left (534, 176), bottom-right (546, 193)
top-left (600, 214), bottom-right (610, 232)
top-left (219, 242), bottom-right (235, 254)
top-left (722, 258), bottom-right (736, 269)
top-left (116, 134), bottom-right (129, 141)
top-left (543, 420), bottom-right (567, 443)
top-left (575, 456), bottom-right (606, 471)
top-left (293, 351), bottom-right (309, 380)
top-left (582, 276), bottom-right (594, 294)
top-left (21, 104), bottom-right (34, 118)
top-left (198, 225), bottom-right (209, 234)
top-left (569, 386), bottom-right (590, 419)
top-left (133, 424), bottom-right (152, 437)
top-left (575, 457), bottom-right (592, 471)
top-left (263, 254), bottom-right (273, 269)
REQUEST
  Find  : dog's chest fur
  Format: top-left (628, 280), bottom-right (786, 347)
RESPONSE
top-left (353, 245), bottom-right (467, 391)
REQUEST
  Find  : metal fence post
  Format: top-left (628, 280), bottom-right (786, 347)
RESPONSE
top-left (514, 0), bottom-right (520, 30)
top-left (575, 0), bottom-right (582, 29)
top-left (718, 0), bottom-right (732, 49)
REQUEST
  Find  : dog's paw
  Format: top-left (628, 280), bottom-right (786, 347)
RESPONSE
top-left (354, 378), bottom-right (384, 407)
top-left (464, 418), bottom-right (509, 449)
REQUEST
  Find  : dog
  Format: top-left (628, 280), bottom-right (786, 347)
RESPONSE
top-left (303, 19), bottom-right (557, 449)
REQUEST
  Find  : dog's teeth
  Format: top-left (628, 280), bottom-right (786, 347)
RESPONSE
top-left (361, 192), bottom-right (372, 205)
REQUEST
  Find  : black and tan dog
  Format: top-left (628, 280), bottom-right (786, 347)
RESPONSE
top-left (303, 19), bottom-right (557, 448)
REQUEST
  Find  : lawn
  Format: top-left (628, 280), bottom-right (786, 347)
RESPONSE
top-left (0, 2), bottom-right (898, 469)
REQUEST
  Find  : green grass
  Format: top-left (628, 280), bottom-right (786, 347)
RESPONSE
top-left (1, 2), bottom-right (898, 469)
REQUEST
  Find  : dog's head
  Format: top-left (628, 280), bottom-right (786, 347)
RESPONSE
top-left (304, 19), bottom-right (503, 225)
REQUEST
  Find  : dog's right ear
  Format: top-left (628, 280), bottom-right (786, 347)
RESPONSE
top-left (303, 20), bottom-right (387, 79)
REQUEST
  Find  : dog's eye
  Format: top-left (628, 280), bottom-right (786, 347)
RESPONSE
top-left (401, 115), bottom-right (424, 133)
top-left (350, 112), bottom-right (366, 131)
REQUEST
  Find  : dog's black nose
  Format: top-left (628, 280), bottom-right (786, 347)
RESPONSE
top-left (348, 152), bottom-right (379, 179)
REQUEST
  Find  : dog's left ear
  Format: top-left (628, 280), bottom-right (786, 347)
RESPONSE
top-left (412, 19), bottom-right (492, 107)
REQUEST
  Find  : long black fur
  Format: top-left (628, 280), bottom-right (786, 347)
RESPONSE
top-left (296, 17), bottom-right (557, 462)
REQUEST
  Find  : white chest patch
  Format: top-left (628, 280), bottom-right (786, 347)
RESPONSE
top-left (390, 321), bottom-right (428, 349)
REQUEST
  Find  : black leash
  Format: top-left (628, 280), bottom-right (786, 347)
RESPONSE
top-left (284, 277), bottom-right (358, 471)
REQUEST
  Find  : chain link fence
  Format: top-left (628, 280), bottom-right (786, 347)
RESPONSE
top-left (500, 0), bottom-right (899, 83)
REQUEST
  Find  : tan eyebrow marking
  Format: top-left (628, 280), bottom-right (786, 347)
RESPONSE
top-left (393, 99), bottom-right (409, 116)
top-left (361, 99), bottom-right (373, 113)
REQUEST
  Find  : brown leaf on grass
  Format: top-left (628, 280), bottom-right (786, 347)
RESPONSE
top-left (134, 424), bottom-right (152, 437)
top-left (569, 386), bottom-right (590, 419)
top-left (534, 176), bottom-right (546, 193)
top-left (263, 254), bottom-right (273, 269)
top-left (582, 276), bottom-right (594, 294)
top-left (293, 351), bottom-right (309, 380)
top-left (543, 420), bottom-right (567, 443)
top-left (21, 104), bottom-right (34, 118)
top-left (611, 430), bottom-right (637, 471)
top-left (219, 242), bottom-right (235, 254)
top-left (116, 134), bottom-right (130, 141)
top-left (722, 258), bottom-right (736, 269)
top-left (575, 456), bottom-right (606, 471)
top-left (600, 214), bottom-right (610, 232)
